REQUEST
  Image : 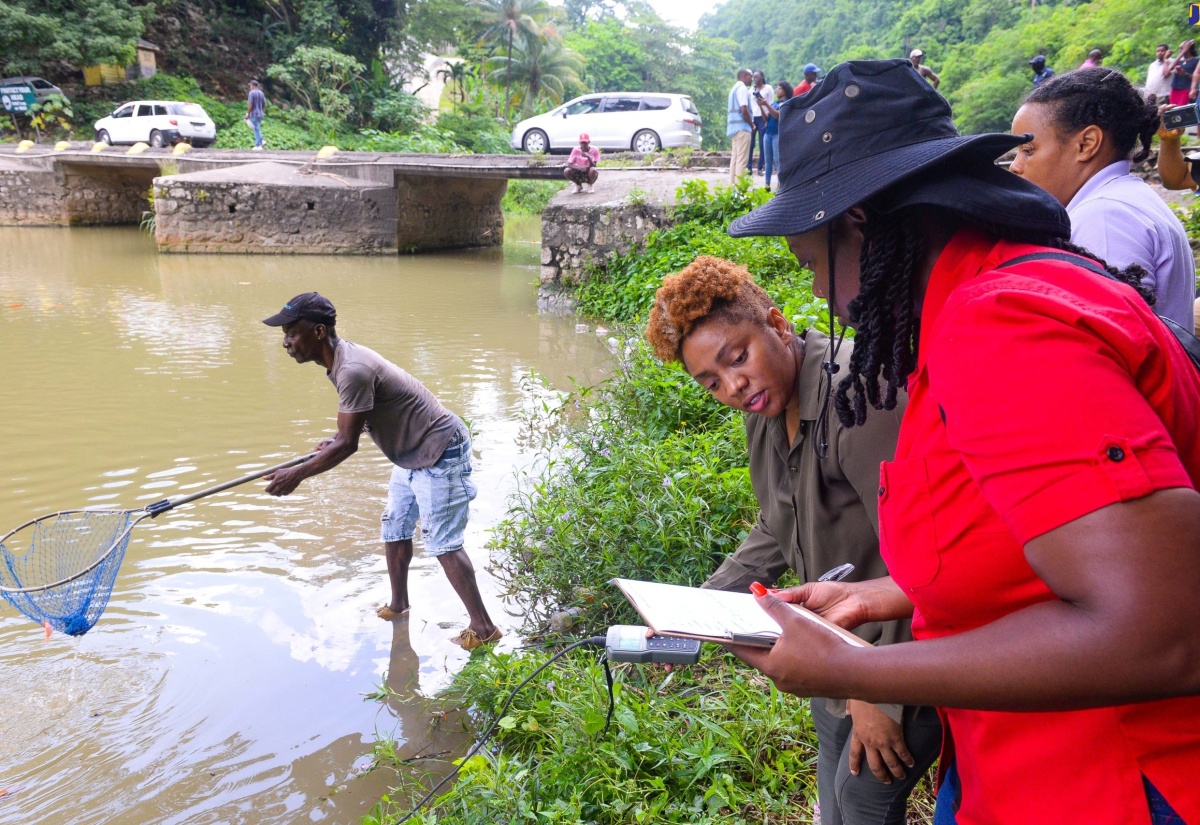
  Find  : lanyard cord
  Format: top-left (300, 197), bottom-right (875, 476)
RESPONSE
top-left (814, 221), bottom-right (845, 458)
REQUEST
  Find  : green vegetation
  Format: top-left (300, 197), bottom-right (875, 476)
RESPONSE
top-left (361, 183), bottom-right (901, 824)
top-left (502, 179), bottom-right (569, 214)
top-left (366, 648), bottom-right (827, 825)
top-left (704, 0), bottom-right (1194, 135)
top-left (576, 179), bottom-right (830, 331)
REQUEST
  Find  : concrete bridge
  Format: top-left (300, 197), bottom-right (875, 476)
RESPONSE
top-left (0, 144), bottom-right (720, 254)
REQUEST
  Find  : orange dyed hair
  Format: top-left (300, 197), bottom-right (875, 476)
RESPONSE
top-left (645, 255), bottom-right (777, 363)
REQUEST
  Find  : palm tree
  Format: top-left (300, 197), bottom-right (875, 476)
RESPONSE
top-left (437, 60), bottom-right (475, 110)
top-left (484, 25), bottom-right (583, 118)
top-left (470, 0), bottom-right (559, 120)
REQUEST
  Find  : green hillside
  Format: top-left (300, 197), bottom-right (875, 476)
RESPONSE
top-left (703, 0), bottom-right (1196, 133)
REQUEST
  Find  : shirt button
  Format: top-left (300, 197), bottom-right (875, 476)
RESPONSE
top-left (878, 486), bottom-right (885, 497)
top-left (1107, 446), bottom-right (1126, 462)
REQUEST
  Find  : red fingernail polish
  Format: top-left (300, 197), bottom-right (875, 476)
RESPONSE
top-left (749, 582), bottom-right (767, 597)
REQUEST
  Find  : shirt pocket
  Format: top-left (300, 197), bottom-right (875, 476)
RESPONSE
top-left (878, 457), bottom-right (941, 590)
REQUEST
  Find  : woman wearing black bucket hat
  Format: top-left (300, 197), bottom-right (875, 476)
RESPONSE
top-left (725, 59), bottom-right (1200, 825)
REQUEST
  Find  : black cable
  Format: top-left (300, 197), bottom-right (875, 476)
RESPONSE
top-left (392, 635), bottom-right (610, 824)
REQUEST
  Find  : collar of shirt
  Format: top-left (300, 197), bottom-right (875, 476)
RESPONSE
top-left (1065, 159), bottom-right (1132, 215)
top-left (797, 328), bottom-right (831, 421)
top-left (912, 227), bottom-right (1014, 386)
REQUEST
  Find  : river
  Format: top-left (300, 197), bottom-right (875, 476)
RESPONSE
top-left (0, 218), bottom-right (611, 824)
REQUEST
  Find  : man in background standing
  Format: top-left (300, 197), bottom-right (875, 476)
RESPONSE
top-left (727, 67), bottom-right (754, 185)
top-left (749, 70), bottom-right (769, 176)
top-left (246, 79), bottom-right (267, 150)
top-left (1029, 54), bottom-right (1055, 87)
top-left (1079, 48), bottom-right (1103, 69)
top-left (794, 64), bottom-right (821, 97)
top-left (909, 49), bottom-right (939, 89)
top-left (1148, 43), bottom-right (1174, 102)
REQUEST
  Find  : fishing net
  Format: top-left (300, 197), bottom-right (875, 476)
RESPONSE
top-left (0, 510), bottom-right (139, 636)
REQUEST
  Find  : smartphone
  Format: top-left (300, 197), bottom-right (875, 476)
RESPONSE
top-left (1163, 103), bottom-right (1200, 131)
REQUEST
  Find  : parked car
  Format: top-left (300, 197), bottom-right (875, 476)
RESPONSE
top-left (510, 93), bottom-right (702, 154)
top-left (0, 76), bottom-right (69, 106)
top-left (93, 100), bottom-right (217, 148)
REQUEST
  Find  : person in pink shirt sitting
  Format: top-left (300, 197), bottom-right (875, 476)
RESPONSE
top-left (565, 133), bottom-right (600, 193)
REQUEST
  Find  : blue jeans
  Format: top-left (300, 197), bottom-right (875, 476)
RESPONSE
top-left (381, 431), bottom-right (477, 553)
top-left (749, 116), bottom-right (766, 171)
top-left (764, 133), bottom-right (779, 188)
top-left (249, 115), bottom-right (264, 147)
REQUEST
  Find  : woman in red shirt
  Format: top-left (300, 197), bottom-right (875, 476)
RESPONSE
top-left (726, 58), bottom-right (1200, 825)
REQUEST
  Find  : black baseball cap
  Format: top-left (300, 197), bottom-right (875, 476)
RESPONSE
top-left (262, 292), bottom-right (337, 326)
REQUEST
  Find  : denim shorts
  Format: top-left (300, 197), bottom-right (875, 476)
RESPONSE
top-left (380, 431), bottom-right (477, 554)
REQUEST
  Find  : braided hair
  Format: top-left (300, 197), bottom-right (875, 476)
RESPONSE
top-left (833, 208), bottom-right (1154, 428)
top-left (1024, 67), bottom-right (1159, 164)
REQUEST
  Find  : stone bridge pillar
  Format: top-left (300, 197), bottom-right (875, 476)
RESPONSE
top-left (394, 174), bottom-right (507, 252)
top-left (0, 156), bottom-right (155, 226)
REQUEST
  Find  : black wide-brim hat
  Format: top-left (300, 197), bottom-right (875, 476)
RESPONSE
top-left (729, 58), bottom-right (1069, 239)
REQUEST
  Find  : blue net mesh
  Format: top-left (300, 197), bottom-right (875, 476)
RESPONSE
top-left (0, 511), bottom-right (137, 636)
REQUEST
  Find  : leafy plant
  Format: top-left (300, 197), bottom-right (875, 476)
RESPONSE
top-left (502, 179), bottom-right (568, 214)
top-left (27, 93), bottom-right (73, 141)
top-left (370, 647), bottom-right (826, 824)
top-left (266, 45), bottom-right (364, 121)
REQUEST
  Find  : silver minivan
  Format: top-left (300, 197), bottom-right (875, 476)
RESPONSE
top-left (510, 92), bottom-right (702, 153)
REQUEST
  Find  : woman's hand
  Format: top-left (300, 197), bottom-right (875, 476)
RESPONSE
top-left (771, 576), bottom-right (914, 630)
top-left (847, 700), bottom-right (914, 783)
top-left (727, 589), bottom-right (861, 697)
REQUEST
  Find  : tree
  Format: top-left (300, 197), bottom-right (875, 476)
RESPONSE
top-left (484, 25), bottom-right (584, 116)
top-left (471, 0), bottom-right (560, 119)
top-left (0, 0), bottom-right (150, 75)
top-left (267, 45), bottom-right (364, 121)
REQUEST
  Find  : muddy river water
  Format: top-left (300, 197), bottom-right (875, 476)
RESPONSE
top-left (0, 219), bottom-right (611, 824)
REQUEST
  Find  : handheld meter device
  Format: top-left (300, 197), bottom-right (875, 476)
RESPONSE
top-left (605, 625), bottom-right (702, 665)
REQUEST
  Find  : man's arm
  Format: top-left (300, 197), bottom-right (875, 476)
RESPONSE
top-left (264, 409), bottom-right (366, 495)
top-left (1156, 124), bottom-right (1197, 190)
top-left (702, 516), bottom-right (791, 592)
top-left (925, 68), bottom-right (940, 89)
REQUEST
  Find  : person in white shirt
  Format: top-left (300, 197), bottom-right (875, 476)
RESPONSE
top-left (727, 68), bottom-right (754, 184)
top-left (1010, 67), bottom-right (1196, 328)
top-left (1147, 43), bottom-right (1174, 101)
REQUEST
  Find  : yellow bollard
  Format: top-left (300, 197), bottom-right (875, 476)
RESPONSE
top-left (54, 141), bottom-right (70, 151)
top-left (316, 145), bottom-right (339, 159)
top-left (172, 142), bottom-right (192, 155)
top-left (127, 142), bottom-right (149, 155)
top-left (15, 140), bottom-right (35, 153)
top-left (91, 141), bottom-right (108, 152)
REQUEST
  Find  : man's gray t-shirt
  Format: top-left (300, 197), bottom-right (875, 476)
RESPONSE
top-left (248, 88), bottom-right (266, 118)
top-left (327, 340), bottom-right (462, 469)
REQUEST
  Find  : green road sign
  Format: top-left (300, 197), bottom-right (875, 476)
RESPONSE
top-left (1, 82), bottom-right (38, 114)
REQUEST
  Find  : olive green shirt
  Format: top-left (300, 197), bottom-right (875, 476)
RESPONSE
top-left (702, 329), bottom-right (911, 719)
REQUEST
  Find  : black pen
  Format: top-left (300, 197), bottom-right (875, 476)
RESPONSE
top-left (817, 563), bottom-right (855, 582)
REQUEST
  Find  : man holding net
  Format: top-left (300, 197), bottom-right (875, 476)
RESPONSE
top-left (261, 293), bottom-right (502, 650)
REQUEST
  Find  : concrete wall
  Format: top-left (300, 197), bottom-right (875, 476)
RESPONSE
top-left (539, 199), bottom-right (671, 301)
top-left (61, 164), bottom-right (157, 225)
top-left (154, 175), bottom-right (398, 254)
top-left (395, 175), bottom-right (507, 252)
top-left (0, 159), bottom-right (154, 226)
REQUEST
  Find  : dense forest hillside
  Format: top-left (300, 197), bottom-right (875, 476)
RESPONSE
top-left (703, 0), bottom-right (1195, 133)
top-left (3, 0), bottom-right (1197, 147)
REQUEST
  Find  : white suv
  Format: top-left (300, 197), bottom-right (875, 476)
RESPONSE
top-left (94, 100), bottom-right (217, 148)
top-left (510, 93), bottom-right (702, 154)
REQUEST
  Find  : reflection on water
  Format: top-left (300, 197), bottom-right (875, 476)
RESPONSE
top-left (0, 219), bottom-right (608, 825)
